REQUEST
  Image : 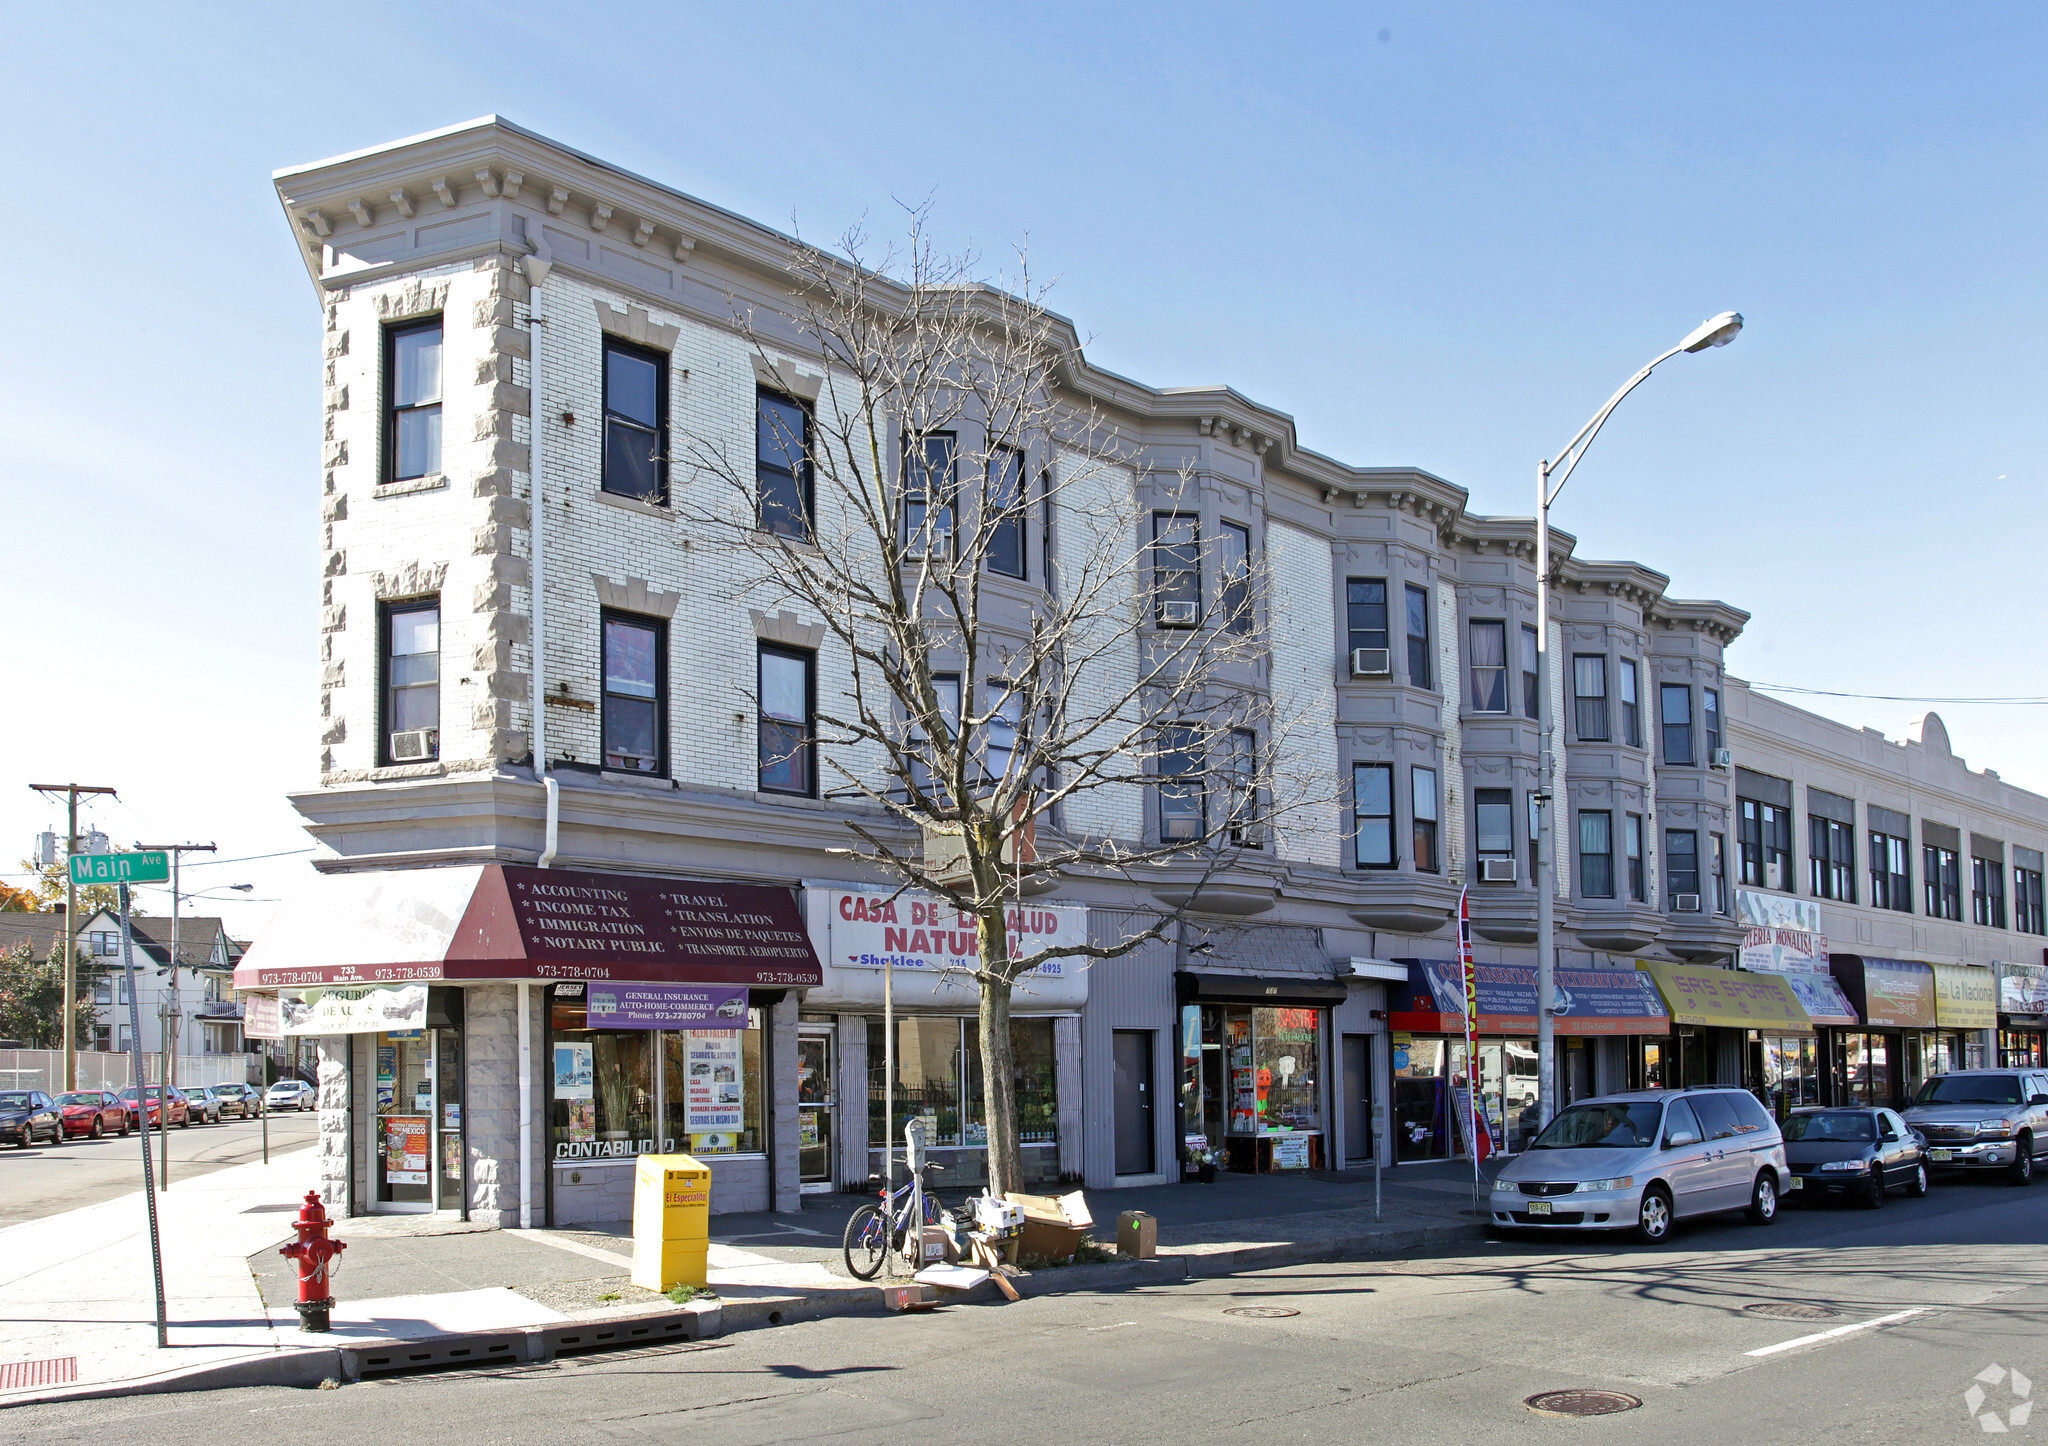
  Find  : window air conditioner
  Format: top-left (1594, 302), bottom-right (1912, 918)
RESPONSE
top-left (1161, 813), bottom-right (1204, 842)
top-left (1350, 647), bottom-right (1392, 678)
top-left (1479, 858), bottom-right (1519, 884)
top-left (1233, 825), bottom-right (1267, 849)
top-left (1159, 600), bottom-right (1199, 628)
top-left (1710, 747), bottom-right (1733, 769)
top-left (390, 728), bottom-right (438, 762)
top-left (1673, 892), bottom-right (1702, 913)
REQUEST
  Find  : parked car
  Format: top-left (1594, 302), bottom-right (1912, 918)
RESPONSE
top-left (0, 1091), bottom-right (65, 1148)
top-left (1781, 1107), bottom-right (1927, 1206)
top-left (210, 1083), bottom-right (261, 1119)
top-left (1901, 1069), bottom-right (2048, 1184)
top-left (184, 1087), bottom-right (223, 1125)
top-left (118, 1086), bottom-right (192, 1129)
top-left (55, 1090), bottom-right (130, 1140)
top-left (1489, 1087), bottom-right (1789, 1243)
top-left (264, 1079), bottom-right (317, 1112)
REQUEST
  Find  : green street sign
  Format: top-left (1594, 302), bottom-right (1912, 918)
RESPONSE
top-left (69, 851), bottom-right (170, 885)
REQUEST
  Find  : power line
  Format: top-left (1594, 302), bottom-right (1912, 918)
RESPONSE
top-left (1747, 683), bottom-right (2048, 705)
top-left (186, 848), bottom-right (315, 867)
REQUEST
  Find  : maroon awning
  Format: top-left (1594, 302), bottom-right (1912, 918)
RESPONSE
top-left (236, 863), bottom-right (822, 989)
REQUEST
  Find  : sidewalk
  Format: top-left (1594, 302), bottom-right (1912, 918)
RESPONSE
top-left (0, 1154), bottom-right (1498, 1408)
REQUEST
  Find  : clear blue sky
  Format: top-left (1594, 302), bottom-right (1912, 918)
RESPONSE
top-left (4, 3), bottom-right (2045, 933)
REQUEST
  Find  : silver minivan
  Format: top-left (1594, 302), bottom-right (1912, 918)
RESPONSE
top-left (1489, 1088), bottom-right (1790, 1243)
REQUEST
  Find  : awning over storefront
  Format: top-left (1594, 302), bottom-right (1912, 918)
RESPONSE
top-left (1828, 954), bottom-right (1938, 1029)
top-left (234, 864), bottom-right (823, 990)
top-left (1932, 963), bottom-right (1998, 1031)
top-left (1636, 961), bottom-right (1814, 1033)
top-left (1177, 971), bottom-right (1349, 1007)
top-left (1778, 970), bottom-right (1860, 1027)
top-left (1389, 959), bottom-right (1670, 1036)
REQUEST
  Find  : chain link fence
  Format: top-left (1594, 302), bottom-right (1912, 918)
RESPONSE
top-left (0, 1049), bottom-right (261, 1093)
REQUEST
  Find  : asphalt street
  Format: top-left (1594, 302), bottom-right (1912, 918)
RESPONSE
top-left (0, 1112), bottom-right (321, 1228)
top-left (5, 1169), bottom-right (2044, 1443)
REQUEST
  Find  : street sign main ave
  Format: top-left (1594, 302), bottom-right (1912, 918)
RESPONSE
top-left (69, 851), bottom-right (170, 885)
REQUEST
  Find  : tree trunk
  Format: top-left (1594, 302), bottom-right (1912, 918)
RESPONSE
top-left (976, 908), bottom-right (1022, 1198)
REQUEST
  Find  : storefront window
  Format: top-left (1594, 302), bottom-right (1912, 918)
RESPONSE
top-left (1760, 1035), bottom-right (1817, 1116)
top-left (548, 995), bottom-right (765, 1162)
top-left (2001, 1030), bottom-right (2046, 1068)
top-left (662, 1028), bottom-right (765, 1155)
top-left (866, 1016), bottom-right (1060, 1186)
top-left (1252, 1007), bottom-right (1322, 1132)
top-left (1392, 1037), bottom-right (1448, 1160)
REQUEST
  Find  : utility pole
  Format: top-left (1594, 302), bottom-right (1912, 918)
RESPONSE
top-left (30, 783), bottom-right (117, 1091)
top-left (136, 842), bottom-right (214, 1191)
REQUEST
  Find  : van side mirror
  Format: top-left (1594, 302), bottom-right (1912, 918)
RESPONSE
top-left (1664, 1130), bottom-right (1699, 1149)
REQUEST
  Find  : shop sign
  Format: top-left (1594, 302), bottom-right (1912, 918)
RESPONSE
top-left (585, 983), bottom-right (749, 1030)
top-left (2000, 962), bottom-right (2048, 1017)
top-left (1270, 1134), bottom-right (1312, 1169)
top-left (1932, 964), bottom-right (1998, 1031)
top-left (826, 891), bottom-right (1085, 975)
top-left (1853, 958), bottom-right (1938, 1029)
top-left (1736, 890), bottom-right (1828, 974)
top-left (278, 983), bottom-right (427, 1035)
top-left (241, 990), bottom-right (282, 1039)
top-left (1636, 962), bottom-right (1813, 1031)
top-left (1390, 960), bottom-right (1669, 1035)
top-left (1778, 971), bottom-right (1859, 1027)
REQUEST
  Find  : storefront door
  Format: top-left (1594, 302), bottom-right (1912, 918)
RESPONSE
top-left (1114, 1030), bottom-right (1156, 1175)
top-left (374, 1031), bottom-right (435, 1212)
top-left (797, 1029), bottom-right (834, 1192)
top-left (1342, 1034), bottom-right (1374, 1165)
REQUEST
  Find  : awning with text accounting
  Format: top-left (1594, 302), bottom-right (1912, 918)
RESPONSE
top-left (234, 864), bottom-right (823, 990)
top-left (1636, 961), bottom-right (1814, 1033)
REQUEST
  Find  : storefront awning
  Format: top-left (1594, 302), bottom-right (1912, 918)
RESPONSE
top-left (1828, 954), bottom-right (1937, 1030)
top-left (1389, 959), bottom-right (1670, 1036)
top-left (1932, 963), bottom-right (1998, 1031)
top-left (1776, 970), bottom-right (1860, 1027)
top-left (1636, 961), bottom-right (1814, 1033)
top-left (1176, 971), bottom-right (1349, 1007)
top-left (234, 864), bottom-right (823, 990)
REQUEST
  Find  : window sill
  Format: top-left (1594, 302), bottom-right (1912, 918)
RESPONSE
top-left (598, 768), bottom-right (675, 791)
top-left (596, 489), bottom-right (673, 519)
top-left (754, 789), bottom-right (829, 810)
top-left (375, 474), bottom-right (448, 499)
top-left (749, 526), bottom-right (822, 554)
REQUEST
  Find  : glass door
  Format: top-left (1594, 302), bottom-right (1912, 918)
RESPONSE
top-left (797, 1030), bottom-right (833, 1192)
top-left (435, 1027), bottom-right (465, 1212)
top-left (374, 1031), bottom-right (434, 1211)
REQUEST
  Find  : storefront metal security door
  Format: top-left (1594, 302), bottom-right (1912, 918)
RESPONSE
top-left (1342, 1035), bottom-right (1373, 1165)
top-left (1113, 1030), bottom-right (1156, 1175)
top-left (797, 1029), bottom-right (833, 1192)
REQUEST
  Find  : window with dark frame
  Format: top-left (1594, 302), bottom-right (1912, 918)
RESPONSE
top-left (1737, 770), bottom-right (1795, 892)
top-left (1808, 790), bottom-right (1856, 902)
top-left (1667, 829), bottom-right (1700, 907)
top-left (600, 612), bottom-right (665, 775)
top-left (1703, 687), bottom-right (1722, 758)
top-left (1973, 838), bottom-right (2008, 929)
top-left (1625, 813), bottom-right (1645, 901)
top-left (755, 389), bottom-right (813, 540)
top-left (1469, 621), bottom-right (1508, 712)
top-left (1412, 766), bottom-right (1440, 873)
top-left (987, 446), bottom-right (1027, 578)
top-left (1619, 661), bottom-right (1642, 747)
top-left (757, 644), bottom-right (815, 796)
top-left (1660, 683), bottom-right (1694, 765)
top-left (602, 337), bottom-right (668, 503)
top-left (380, 598), bottom-right (440, 764)
top-left (1521, 624), bottom-right (1541, 720)
top-left (902, 433), bottom-right (958, 556)
top-left (1405, 585), bottom-right (1432, 689)
top-left (1579, 810), bottom-right (1614, 898)
top-left (1347, 579), bottom-right (1389, 656)
top-left (1923, 840), bottom-right (1962, 921)
top-left (1040, 469), bottom-right (1056, 595)
top-left (2015, 846), bottom-right (2046, 935)
top-left (1219, 521), bottom-right (1253, 635)
top-left (908, 673), bottom-right (962, 807)
top-left (1354, 763), bottom-right (1395, 868)
top-left (1475, 788), bottom-right (1515, 861)
top-left (1573, 655), bottom-right (1609, 741)
top-left (1152, 513), bottom-right (1200, 622)
top-left (1712, 832), bottom-right (1730, 913)
top-left (1157, 724), bottom-right (1205, 842)
top-left (1227, 727), bottom-right (1259, 846)
top-left (384, 318), bottom-right (443, 483)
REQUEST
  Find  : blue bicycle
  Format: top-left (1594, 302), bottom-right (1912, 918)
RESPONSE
top-left (842, 1162), bottom-right (946, 1279)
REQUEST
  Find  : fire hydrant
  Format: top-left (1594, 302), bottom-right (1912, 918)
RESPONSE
top-left (279, 1191), bottom-right (346, 1332)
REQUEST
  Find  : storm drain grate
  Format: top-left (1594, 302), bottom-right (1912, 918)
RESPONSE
top-left (0, 1357), bottom-right (78, 1392)
top-left (1744, 1302), bottom-right (1842, 1321)
top-left (1223, 1306), bottom-right (1300, 1319)
top-left (1526, 1389), bottom-right (1642, 1417)
top-left (241, 1204), bottom-right (302, 1214)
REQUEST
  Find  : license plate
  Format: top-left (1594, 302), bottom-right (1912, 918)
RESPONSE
top-left (1785, 1176), bottom-right (1802, 1191)
top-left (1930, 1149), bottom-right (1954, 1162)
top-left (1527, 1200), bottom-right (1553, 1216)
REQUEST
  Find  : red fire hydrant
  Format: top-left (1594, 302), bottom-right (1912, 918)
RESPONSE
top-left (279, 1191), bottom-right (346, 1332)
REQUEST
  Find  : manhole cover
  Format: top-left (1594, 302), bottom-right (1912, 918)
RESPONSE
top-left (1525, 1390), bottom-right (1642, 1417)
top-left (1223, 1306), bottom-right (1300, 1318)
top-left (1744, 1302), bottom-right (1841, 1321)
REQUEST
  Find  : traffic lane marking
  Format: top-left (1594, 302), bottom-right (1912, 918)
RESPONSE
top-left (1745, 1307), bottom-right (1938, 1357)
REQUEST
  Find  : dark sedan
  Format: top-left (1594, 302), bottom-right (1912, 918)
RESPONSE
top-left (1783, 1107), bottom-right (1927, 1207)
top-left (56, 1090), bottom-right (130, 1139)
top-left (0, 1091), bottom-right (65, 1148)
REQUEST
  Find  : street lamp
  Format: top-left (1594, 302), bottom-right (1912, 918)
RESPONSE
top-left (1533, 312), bottom-right (1743, 1130)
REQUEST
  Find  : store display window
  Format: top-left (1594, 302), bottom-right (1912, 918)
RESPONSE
top-left (548, 994), bottom-right (765, 1162)
top-left (865, 1016), bottom-right (1060, 1187)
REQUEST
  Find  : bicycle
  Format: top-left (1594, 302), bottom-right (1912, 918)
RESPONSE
top-left (842, 1161), bottom-right (948, 1280)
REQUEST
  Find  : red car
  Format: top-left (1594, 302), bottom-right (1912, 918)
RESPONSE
top-left (56, 1090), bottom-right (131, 1139)
top-left (118, 1087), bottom-right (191, 1129)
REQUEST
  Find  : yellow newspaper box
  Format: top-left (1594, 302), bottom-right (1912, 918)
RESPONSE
top-left (631, 1154), bottom-right (711, 1292)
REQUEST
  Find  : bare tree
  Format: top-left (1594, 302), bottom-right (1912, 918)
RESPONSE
top-left (673, 213), bottom-right (1337, 1196)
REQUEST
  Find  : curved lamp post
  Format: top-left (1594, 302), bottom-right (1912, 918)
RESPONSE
top-left (1534, 312), bottom-right (1742, 1129)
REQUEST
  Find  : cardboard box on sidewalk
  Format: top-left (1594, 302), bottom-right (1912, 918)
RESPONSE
top-left (1117, 1210), bottom-right (1157, 1259)
top-left (1005, 1190), bottom-right (1092, 1262)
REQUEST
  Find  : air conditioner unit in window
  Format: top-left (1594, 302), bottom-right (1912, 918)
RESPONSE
top-left (1350, 647), bottom-right (1392, 678)
top-left (390, 728), bottom-right (438, 762)
top-left (1673, 892), bottom-right (1702, 913)
top-left (1710, 747), bottom-right (1733, 769)
top-left (1232, 825), bottom-right (1267, 850)
top-left (1158, 600), bottom-right (1199, 628)
top-left (1479, 858), bottom-right (1519, 884)
top-left (1161, 813), bottom-right (1204, 842)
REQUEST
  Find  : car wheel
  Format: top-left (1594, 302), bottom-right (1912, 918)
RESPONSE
top-left (2010, 1136), bottom-right (2035, 1186)
top-left (1747, 1172), bottom-right (1780, 1225)
top-left (1862, 1173), bottom-right (1885, 1209)
top-left (89, 1119), bottom-right (103, 1140)
top-left (120, 1117), bottom-right (130, 1137)
top-left (1907, 1161), bottom-right (1929, 1197)
top-left (1635, 1185), bottom-right (1674, 1244)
